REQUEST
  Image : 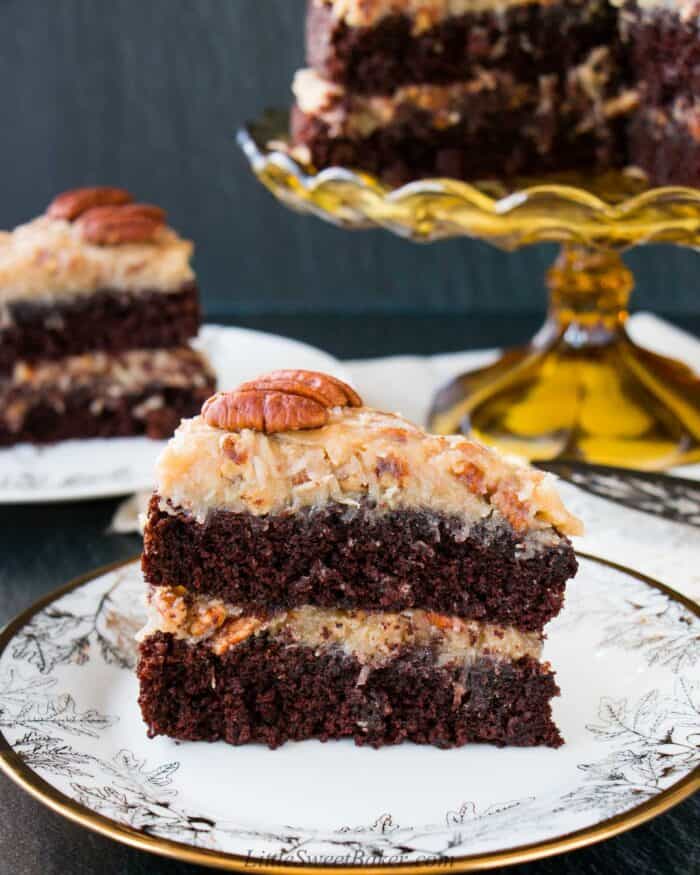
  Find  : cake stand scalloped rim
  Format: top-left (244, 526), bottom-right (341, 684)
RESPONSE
top-left (237, 119), bottom-right (700, 248)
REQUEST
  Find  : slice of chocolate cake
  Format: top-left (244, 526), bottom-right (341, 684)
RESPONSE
top-left (0, 187), bottom-right (216, 445)
top-left (138, 370), bottom-right (582, 749)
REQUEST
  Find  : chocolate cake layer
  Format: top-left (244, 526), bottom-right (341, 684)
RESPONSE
top-left (142, 497), bottom-right (576, 631)
top-left (626, 10), bottom-right (700, 106)
top-left (307, 0), bottom-right (623, 94)
top-left (0, 281), bottom-right (200, 376)
top-left (138, 631), bottom-right (562, 748)
top-left (626, 12), bottom-right (700, 186)
top-left (292, 99), bottom-right (629, 185)
top-left (628, 103), bottom-right (700, 187)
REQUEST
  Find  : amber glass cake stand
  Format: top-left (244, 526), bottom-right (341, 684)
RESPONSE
top-left (238, 113), bottom-right (700, 469)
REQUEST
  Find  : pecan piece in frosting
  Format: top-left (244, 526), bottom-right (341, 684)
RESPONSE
top-left (76, 203), bottom-right (167, 246)
top-left (211, 617), bottom-right (263, 656)
top-left (46, 186), bottom-right (134, 221)
top-left (202, 370), bottom-right (363, 434)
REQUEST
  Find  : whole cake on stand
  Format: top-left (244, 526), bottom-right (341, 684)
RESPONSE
top-left (239, 0), bottom-right (700, 470)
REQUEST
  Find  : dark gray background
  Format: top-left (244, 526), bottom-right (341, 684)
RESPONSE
top-left (1, 0), bottom-right (698, 320)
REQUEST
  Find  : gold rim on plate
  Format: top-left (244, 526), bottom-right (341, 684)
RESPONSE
top-left (0, 554), bottom-right (697, 873)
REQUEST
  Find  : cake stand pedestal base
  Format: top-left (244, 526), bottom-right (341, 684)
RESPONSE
top-left (428, 245), bottom-right (700, 469)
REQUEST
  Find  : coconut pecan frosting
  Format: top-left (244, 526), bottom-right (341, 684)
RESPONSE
top-left (0, 187), bottom-right (194, 300)
top-left (154, 370), bottom-right (583, 537)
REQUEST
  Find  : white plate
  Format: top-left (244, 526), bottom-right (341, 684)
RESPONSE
top-left (0, 555), bottom-right (697, 871)
top-left (0, 325), bottom-right (347, 504)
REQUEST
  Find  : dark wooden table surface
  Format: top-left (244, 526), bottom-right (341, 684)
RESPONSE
top-left (1, 313), bottom-right (697, 875)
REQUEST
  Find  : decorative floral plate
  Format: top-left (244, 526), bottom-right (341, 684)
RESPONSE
top-left (0, 555), bottom-right (697, 871)
top-left (0, 325), bottom-right (347, 504)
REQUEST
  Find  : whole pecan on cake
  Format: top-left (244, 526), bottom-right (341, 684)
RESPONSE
top-left (239, 369), bottom-right (362, 408)
top-left (202, 370), bottom-right (363, 434)
top-left (46, 186), bottom-right (167, 245)
top-left (76, 203), bottom-right (167, 245)
top-left (46, 186), bottom-right (134, 221)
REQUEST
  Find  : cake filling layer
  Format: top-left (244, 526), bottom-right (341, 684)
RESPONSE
top-left (294, 69), bottom-right (540, 137)
top-left (628, 100), bottom-right (700, 186)
top-left (142, 497), bottom-right (576, 631)
top-left (140, 585), bottom-right (543, 665)
top-left (0, 215), bottom-right (194, 301)
top-left (6, 347), bottom-right (213, 396)
top-left (0, 347), bottom-right (215, 445)
top-left (155, 409), bottom-right (581, 535)
top-left (293, 65), bottom-right (637, 141)
top-left (138, 633), bottom-right (562, 748)
top-left (0, 282), bottom-right (200, 375)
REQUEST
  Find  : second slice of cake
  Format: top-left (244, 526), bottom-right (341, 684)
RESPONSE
top-left (138, 370), bottom-right (582, 749)
top-left (0, 186), bottom-right (216, 445)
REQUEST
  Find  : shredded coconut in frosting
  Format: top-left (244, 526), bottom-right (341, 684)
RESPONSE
top-left (155, 407), bottom-right (583, 537)
top-left (0, 215), bottom-right (194, 301)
